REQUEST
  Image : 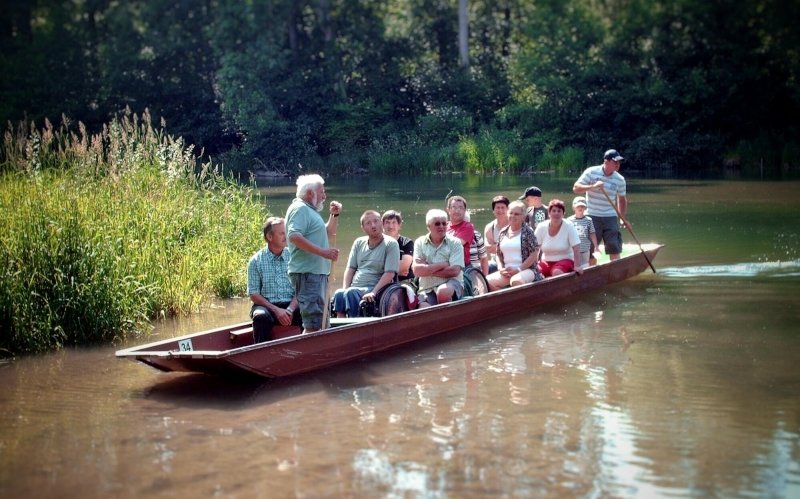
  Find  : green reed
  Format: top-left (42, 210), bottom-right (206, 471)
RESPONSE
top-left (366, 128), bottom-right (545, 176)
top-left (0, 110), bottom-right (265, 355)
top-left (539, 146), bottom-right (585, 175)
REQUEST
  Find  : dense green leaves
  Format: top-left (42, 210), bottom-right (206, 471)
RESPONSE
top-left (1, 0), bottom-right (798, 175)
top-left (0, 112), bottom-right (266, 354)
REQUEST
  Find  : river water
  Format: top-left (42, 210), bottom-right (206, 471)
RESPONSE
top-left (1, 177), bottom-right (799, 498)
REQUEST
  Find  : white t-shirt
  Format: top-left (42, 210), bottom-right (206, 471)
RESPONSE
top-left (534, 220), bottom-right (581, 262)
top-left (498, 232), bottom-right (523, 268)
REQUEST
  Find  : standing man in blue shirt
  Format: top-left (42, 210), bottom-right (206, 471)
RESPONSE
top-left (573, 149), bottom-right (627, 260)
top-left (247, 217), bottom-right (301, 343)
top-left (285, 174), bottom-right (342, 333)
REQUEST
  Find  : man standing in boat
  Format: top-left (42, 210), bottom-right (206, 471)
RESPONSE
top-left (286, 174), bottom-right (342, 333)
top-left (573, 149), bottom-right (627, 261)
top-left (332, 210), bottom-right (400, 317)
top-left (413, 209), bottom-right (465, 308)
top-left (247, 217), bottom-right (302, 343)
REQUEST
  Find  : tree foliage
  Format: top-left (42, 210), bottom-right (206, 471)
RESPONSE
top-left (1, 0), bottom-right (797, 175)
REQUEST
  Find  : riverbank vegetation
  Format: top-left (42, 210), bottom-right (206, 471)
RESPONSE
top-left (0, 111), bottom-right (266, 355)
top-left (2, 1), bottom-right (798, 178)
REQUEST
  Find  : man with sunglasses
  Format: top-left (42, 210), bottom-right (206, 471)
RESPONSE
top-left (573, 149), bottom-right (627, 260)
top-left (412, 209), bottom-right (465, 308)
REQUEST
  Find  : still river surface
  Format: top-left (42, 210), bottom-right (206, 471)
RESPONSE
top-left (1, 176), bottom-right (799, 498)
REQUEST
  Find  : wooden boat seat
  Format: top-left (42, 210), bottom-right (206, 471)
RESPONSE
top-left (229, 326), bottom-right (253, 340)
top-left (229, 325), bottom-right (300, 341)
top-left (330, 317), bottom-right (380, 326)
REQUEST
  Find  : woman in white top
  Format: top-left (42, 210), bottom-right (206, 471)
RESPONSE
top-left (483, 195), bottom-right (510, 256)
top-left (484, 195), bottom-right (510, 274)
top-left (534, 199), bottom-right (583, 277)
top-left (486, 201), bottom-right (542, 291)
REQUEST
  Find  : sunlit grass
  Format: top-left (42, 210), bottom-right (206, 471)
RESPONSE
top-left (366, 127), bottom-right (549, 175)
top-left (0, 110), bottom-right (266, 355)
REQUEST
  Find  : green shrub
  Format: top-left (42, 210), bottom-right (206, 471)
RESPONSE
top-left (0, 111), bottom-right (266, 355)
top-left (726, 133), bottom-right (800, 178)
top-left (539, 146), bottom-right (585, 175)
top-left (417, 106), bottom-right (473, 145)
top-left (626, 130), bottom-right (723, 174)
top-left (457, 128), bottom-right (527, 175)
top-left (367, 132), bottom-right (427, 175)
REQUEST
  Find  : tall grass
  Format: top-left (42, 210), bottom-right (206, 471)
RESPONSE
top-left (0, 110), bottom-right (266, 355)
top-left (367, 128), bottom-right (533, 175)
top-left (539, 146), bottom-right (585, 175)
top-left (365, 126), bottom-right (584, 176)
top-left (457, 128), bottom-right (532, 175)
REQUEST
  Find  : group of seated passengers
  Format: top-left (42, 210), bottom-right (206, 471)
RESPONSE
top-left (333, 206), bottom-right (466, 317)
top-left (247, 187), bottom-right (599, 343)
top-left (332, 188), bottom-right (598, 317)
top-left (331, 209), bottom-right (417, 318)
top-left (482, 187), bottom-right (598, 290)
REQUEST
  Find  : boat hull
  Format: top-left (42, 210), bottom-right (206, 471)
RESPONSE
top-left (116, 244), bottom-right (662, 378)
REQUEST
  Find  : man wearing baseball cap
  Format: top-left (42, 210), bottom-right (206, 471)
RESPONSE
top-left (572, 149), bottom-right (627, 260)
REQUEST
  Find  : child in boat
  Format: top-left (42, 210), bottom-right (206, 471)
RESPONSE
top-left (519, 186), bottom-right (549, 227)
top-left (567, 196), bottom-right (598, 268)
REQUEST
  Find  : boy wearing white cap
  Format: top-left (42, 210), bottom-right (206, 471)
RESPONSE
top-left (568, 196), bottom-right (598, 268)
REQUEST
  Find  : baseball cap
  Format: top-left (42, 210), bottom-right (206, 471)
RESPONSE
top-left (604, 149), bottom-right (624, 161)
top-left (518, 186), bottom-right (542, 199)
top-left (572, 196), bottom-right (587, 208)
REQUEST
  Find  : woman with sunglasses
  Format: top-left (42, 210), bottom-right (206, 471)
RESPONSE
top-left (486, 201), bottom-right (543, 290)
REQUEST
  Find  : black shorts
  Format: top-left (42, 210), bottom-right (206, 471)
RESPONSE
top-left (591, 216), bottom-right (623, 254)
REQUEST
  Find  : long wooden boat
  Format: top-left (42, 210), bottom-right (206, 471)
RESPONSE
top-left (116, 243), bottom-right (662, 378)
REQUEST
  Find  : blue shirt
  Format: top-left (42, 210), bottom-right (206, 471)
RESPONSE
top-left (247, 247), bottom-right (294, 303)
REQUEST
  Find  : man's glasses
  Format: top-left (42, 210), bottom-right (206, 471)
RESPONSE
top-left (432, 221), bottom-right (447, 227)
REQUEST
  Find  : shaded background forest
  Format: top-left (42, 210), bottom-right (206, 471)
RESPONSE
top-left (1, 0), bottom-right (799, 177)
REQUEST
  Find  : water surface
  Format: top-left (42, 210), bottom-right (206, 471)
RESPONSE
top-left (1, 177), bottom-right (798, 497)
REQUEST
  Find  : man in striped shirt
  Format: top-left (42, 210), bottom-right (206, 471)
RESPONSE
top-left (247, 217), bottom-right (300, 342)
top-left (573, 149), bottom-right (627, 260)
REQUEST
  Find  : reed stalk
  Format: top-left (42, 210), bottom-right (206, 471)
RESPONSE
top-left (0, 110), bottom-right (266, 355)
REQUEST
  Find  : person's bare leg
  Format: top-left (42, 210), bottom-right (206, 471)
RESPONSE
top-left (436, 284), bottom-right (454, 304)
